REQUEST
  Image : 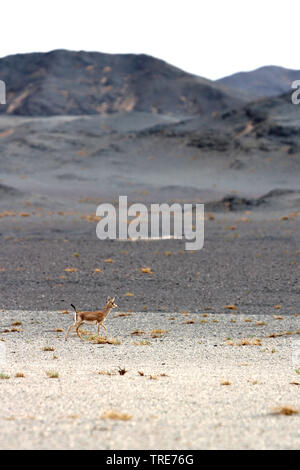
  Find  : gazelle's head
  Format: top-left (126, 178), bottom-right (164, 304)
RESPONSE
top-left (106, 296), bottom-right (118, 309)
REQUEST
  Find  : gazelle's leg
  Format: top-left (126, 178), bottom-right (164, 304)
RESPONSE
top-left (65, 323), bottom-right (76, 341)
top-left (75, 321), bottom-right (84, 339)
top-left (97, 322), bottom-right (101, 337)
top-left (100, 323), bottom-right (107, 338)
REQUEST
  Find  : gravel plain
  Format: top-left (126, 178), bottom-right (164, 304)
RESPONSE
top-left (0, 309), bottom-right (299, 450)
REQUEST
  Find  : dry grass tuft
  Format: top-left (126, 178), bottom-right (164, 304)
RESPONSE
top-left (223, 305), bottom-right (238, 310)
top-left (141, 267), bottom-right (153, 274)
top-left (113, 313), bottom-right (132, 318)
top-left (100, 410), bottom-right (132, 421)
top-left (131, 329), bottom-right (146, 336)
top-left (138, 371), bottom-right (145, 376)
top-left (226, 338), bottom-right (262, 346)
top-left (98, 370), bottom-right (115, 376)
top-left (272, 405), bottom-right (299, 416)
top-left (118, 367), bottom-right (128, 376)
top-left (15, 372), bottom-right (25, 378)
top-left (237, 338), bottom-right (262, 346)
top-left (42, 346), bottom-right (55, 352)
top-left (221, 380), bottom-right (231, 386)
top-left (0, 373), bottom-right (10, 379)
top-left (11, 321), bottom-right (22, 326)
top-left (46, 370), bottom-right (59, 379)
top-left (86, 334), bottom-right (122, 345)
top-left (133, 340), bottom-right (152, 346)
top-left (151, 329), bottom-right (168, 337)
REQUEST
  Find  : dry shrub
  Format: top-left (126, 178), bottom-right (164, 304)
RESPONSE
top-left (118, 367), bottom-right (128, 376)
top-left (272, 406), bottom-right (299, 416)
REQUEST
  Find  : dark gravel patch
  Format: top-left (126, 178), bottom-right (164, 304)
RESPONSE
top-left (0, 214), bottom-right (299, 314)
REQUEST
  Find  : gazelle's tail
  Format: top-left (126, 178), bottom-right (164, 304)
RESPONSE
top-left (71, 304), bottom-right (77, 321)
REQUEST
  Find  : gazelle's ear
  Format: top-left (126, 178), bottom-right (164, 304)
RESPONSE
top-left (107, 296), bottom-right (111, 301)
top-left (112, 297), bottom-right (115, 302)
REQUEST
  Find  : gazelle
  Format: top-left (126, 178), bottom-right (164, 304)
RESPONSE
top-left (65, 296), bottom-right (117, 341)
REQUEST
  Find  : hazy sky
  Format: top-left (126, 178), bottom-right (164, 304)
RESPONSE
top-left (1, 0), bottom-right (299, 80)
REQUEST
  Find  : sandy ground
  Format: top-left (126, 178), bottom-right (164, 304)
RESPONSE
top-left (0, 310), bottom-right (299, 450)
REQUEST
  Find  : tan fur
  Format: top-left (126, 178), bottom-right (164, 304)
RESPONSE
top-left (65, 296), bottom-right (117, 341)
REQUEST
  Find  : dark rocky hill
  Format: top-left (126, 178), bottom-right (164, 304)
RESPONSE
top-left (0, 49), bottom-right (244, 117)
top-left (217, 65), bottom-right (300, 98)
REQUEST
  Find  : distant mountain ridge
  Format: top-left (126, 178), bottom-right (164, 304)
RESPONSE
top-left (217, 65), bottom-right (300, 98)
top-left (0, 49), bottom-right (243, 117)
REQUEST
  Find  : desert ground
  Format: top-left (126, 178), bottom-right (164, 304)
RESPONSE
top-left (0, 211), bottom-right (300, 450)
top-left (0, 310), bottom-right (299, 450)
top-left (0, 50), bottom-right (300, 449)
